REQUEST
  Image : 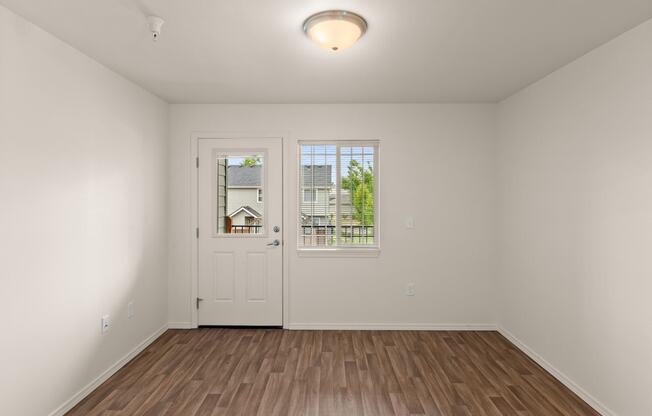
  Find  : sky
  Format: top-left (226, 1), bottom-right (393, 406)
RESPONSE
top-left (221, 145), bottom-right (374, 184)
top-left (300, 144), bottom-right (374, 182)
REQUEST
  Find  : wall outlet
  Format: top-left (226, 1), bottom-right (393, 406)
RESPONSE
top-left (101, 315), bottom-right (110, 334)
top-left (406, 283), bottom-right (416, 296)
top-left (127, 301), bottom-right (135, 319)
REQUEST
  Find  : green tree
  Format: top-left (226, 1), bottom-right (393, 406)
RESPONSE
top-left (240, 156), bottom-right (261, 167)
top-left (341, 160), bottom-right (374, 225)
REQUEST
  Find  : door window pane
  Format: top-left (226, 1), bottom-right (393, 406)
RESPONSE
top-left (215, 154), bottom-right (264, 235)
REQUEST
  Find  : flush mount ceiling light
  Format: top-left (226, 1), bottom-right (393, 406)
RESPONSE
top-left (303, 10), bottom-right (368, 51)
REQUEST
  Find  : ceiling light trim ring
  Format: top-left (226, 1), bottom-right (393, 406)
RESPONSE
top-left (302, 10), bottom-right (368, 35)
top-left (303, 10), bottom-right (368, 51)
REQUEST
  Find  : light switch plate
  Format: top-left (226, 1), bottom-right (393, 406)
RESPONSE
top-left (406, 283), bottom-right (416, 296)
top-left (405, 217), bottom-right (415, 229)
top-left (101, 315), bottom-right (110, 334)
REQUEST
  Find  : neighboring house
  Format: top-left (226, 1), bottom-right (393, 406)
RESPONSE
top-left (229, 205), bottom-right (262, 226)
top-left (226, 165), bottom-right (263, 228)
top-left (300, 165), bottom-right (332, 225)
top-left (221, 163), bottom-right (354, 231)
top-left (300, 165), bottom-right (353, 226)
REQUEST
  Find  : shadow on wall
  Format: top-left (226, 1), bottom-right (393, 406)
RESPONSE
top-left (3, 139), bottom-right (167, 416)
top-left (47, 136), bottom-right (168, 415)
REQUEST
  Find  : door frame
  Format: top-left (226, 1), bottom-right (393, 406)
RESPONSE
top-left (190, 132), bottom-right (290, 329)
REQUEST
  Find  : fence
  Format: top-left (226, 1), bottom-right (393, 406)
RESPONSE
top-left (300, 225), bottom-right (374, 246)
top-left (230, 225), bottom-right (263, 234)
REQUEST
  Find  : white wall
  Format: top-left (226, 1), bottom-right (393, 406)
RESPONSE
top-left (0, 6), bottom-right (168, 416)
top-left (497, 19), bottom-right (652, 416)
top-left (168, 104), bottom-right (498, 328)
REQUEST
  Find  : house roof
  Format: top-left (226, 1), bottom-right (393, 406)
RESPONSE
top-left (228, 164), bottom-right (332, 187)
top-left (301, 165), bottom-right (332, 187)
top-left (229, 205), bottom-right (262, 218)
top-left (228, 165), bottom-right (261, 187)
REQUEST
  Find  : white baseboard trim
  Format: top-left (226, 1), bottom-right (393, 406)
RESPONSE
top-left (48, 323), bottom-right (169, 416)
top-left (286, 323), bottom-right (498, 331)
top-left (497, 327), bottom-right (614, 416)
top-left (168, 322), bottom-right (195, 329)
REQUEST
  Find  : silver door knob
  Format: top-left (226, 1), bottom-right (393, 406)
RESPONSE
top-left (267, 239), bottom-right (280, 246)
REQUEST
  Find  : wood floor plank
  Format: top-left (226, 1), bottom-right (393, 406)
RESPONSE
top-left (65, 329), bottom-right (601, 416)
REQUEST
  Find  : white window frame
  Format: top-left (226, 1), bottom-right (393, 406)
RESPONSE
top-left (257, 188), bottom-right (263, 203)
top-left (297, 140), bottom-right (380, 257)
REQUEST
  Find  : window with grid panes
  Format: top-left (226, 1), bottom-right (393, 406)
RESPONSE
top-left (298, 142), bottom-right (378, 249)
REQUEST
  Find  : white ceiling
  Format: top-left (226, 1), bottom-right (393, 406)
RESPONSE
top-left (3, 0), bottom-right (652, 103)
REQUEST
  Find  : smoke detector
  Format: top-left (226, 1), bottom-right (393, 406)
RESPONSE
top-left (147, 16), bottom-right (164, 41)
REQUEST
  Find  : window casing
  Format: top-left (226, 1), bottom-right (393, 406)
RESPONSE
top-left (298, 141), bottom-right (379, 250)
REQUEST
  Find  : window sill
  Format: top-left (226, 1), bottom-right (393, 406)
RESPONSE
top-left (296, 248), bottom-right (380, 258)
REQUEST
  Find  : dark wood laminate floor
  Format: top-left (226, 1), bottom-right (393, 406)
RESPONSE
top-left (66, 329), bottom-right (600, 416)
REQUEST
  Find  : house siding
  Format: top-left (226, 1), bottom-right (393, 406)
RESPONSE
top-left (227, 187), bottom-right (262, 218)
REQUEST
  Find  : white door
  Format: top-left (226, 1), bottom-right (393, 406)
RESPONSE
top-left (197, 138), bottom-right (283, 326)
